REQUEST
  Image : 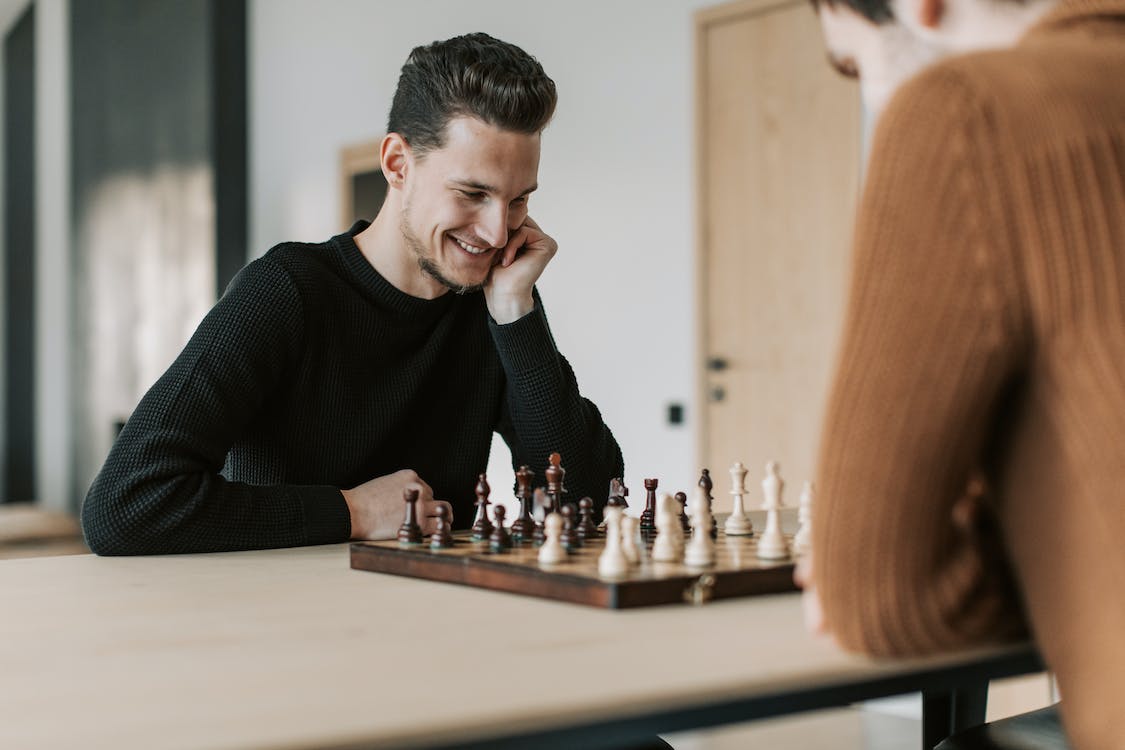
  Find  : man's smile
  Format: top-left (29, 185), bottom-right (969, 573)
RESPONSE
top-left (449, 234), bottom-right (495, 257)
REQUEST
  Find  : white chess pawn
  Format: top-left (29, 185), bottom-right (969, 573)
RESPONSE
top-left (724, 461), bottom-right (754, 536)
top-left (793, 481), bottom-right (814, 556)
top-left (684, 486), bottom-right (716, 567)
top-left (598, 506), bottom-right (629, 578)
top-left (621, 515), bottom-right (642, 565)
top-left (652, 494), bottom-right (683, 563)
top-left (757, 461), bottom-right (789, 560)
top-left (537, 512), bottom-right (567, 565)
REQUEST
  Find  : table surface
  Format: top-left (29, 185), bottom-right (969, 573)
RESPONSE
top-left (0, 544), bottom-right (1040, 750)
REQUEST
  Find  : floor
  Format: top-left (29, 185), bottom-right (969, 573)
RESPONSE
top-left (660, 673), bottom-right (1054, 750)
top-left (662, 706), bottom-right (921, 749)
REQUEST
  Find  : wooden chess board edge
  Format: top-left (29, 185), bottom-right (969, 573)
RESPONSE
top-left (350, 542), bottom-right (615, 607)
top-left (349, 542), bottom-right (799, 609)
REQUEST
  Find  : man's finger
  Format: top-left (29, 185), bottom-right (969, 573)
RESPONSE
top-left (501, 228), bottom-right (526, 267)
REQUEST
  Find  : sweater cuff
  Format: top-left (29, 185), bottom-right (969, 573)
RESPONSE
top-left (489, 299), bottom-right (558, 374)
top-left (299, 485), bottom-right (352, 545)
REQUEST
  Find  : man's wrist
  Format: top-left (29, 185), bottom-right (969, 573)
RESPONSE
top-left (487, 293), bottom-right (535, 324)
top-left (340, 488), bottom-right (360, 539)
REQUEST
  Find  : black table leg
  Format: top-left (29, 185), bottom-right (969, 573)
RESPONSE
top-left (922, 682), bottom-right (988, 749)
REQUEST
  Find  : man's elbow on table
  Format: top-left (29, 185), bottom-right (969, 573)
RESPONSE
top-left (80, 473), bottom-right (187, 556)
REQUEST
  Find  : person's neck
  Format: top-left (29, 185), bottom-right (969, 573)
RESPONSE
top-left (353, 200), bottom-right (448, 301)
top-left (902, 0), bottom-right (1059, 54)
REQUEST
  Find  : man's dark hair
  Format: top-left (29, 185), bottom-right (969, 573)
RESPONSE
top-left (387, 33), bottom-right (558, 157)
top-left (812, 0), bottom-right (895, 23)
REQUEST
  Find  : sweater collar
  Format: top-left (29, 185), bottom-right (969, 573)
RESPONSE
top-left (333, 220), bottom-right (457, 318)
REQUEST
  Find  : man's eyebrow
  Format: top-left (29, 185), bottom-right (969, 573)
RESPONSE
top-left (450, 179), bottom-right (538, 197)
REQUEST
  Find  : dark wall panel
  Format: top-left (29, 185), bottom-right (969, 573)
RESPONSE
top-left (70, 0), bottom-right (246, 506)
top-left (211, 0), bottom-right (247, 297)
top-left (3, 5), bottom-right (36, 503)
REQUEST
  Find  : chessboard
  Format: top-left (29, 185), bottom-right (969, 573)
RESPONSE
top-left (350, 457), bottom-right (810, 609)
top-left (349, 526), bottom-right (798, 609)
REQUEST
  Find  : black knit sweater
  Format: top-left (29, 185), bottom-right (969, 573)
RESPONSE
top-left (81, 222), bottom-right (623, 554)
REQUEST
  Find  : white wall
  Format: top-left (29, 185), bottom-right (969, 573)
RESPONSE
top-left (251, 0), bottom-right (714, 504)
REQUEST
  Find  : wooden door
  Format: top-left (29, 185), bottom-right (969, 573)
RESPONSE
top-left (696, 0), bottom-right (861, 508)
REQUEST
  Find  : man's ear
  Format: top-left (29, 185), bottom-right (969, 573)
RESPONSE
top-left (380, 133), bottom-right (411, 189)
top-left (919, 0), bottom-right (944, 28)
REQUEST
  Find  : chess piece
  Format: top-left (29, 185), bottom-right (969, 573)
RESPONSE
top-left (684, 485), bottom-right (716, 567)
top-left (545, 452), bottom-right (566, 512)
top-left (609, 477), bottom-right (629, 509)
top-left (560, 504), bottom-right (581, 550)
top-left (757, 461), bottom-right (789, 560)
top-left (599, 478), bottom-right (629, 531)
top-left (652, 494), bottom-right (683, 563)
top-left (598, 506), bottom-right (629, 578)
top-left (489, 505), bottom-right (512, 551)
top-left (510, 465), bottom-right (536, 540)
top-left (471, 474), bottom-right (493, 539)
top-left (576, 497), bottom-right (598, 539)
top-left (724, 461), bottom-right (754, 536)
top-left (397, 488), bottom-right (423, 545)
top-left (640, 478), bottom-right (658, 534)
top-left (533, 487), bottom-right (550, 545)
top-left (429, 504), bottom-right (454, 549)
top-left (537, 512), bottom-right (567, 565)
top-left (699, 469), bottom-right (718, 539)
top-left (621, 515), bottom-right (641, 565)
top-left (793, 481), bottom-right (814, 556)
top-left (675, 491), bottom-right (691, 533)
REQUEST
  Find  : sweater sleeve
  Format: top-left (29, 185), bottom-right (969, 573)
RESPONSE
top-left (81, 257), bottom-right (351, 555)
top-left (489, 290), bottom-right (624, 509)
top-left (812, 69), bottom-right (1029, 656)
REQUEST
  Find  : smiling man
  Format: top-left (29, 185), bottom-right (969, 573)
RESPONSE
top-left (82, 33), bottom-right (624, 554)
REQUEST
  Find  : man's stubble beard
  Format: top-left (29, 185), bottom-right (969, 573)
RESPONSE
top-left (399, 208), bottom-right (489, 296)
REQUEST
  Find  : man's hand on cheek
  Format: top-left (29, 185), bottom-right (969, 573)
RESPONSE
top-left (485, 216), bottom-right (557, 324)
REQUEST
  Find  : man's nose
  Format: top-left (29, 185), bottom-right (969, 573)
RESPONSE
top-left (478, 204), bottom-right (509, 249)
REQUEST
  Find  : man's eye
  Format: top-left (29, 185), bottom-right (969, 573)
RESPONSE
top-left (460, 190), bottom-right (487, 201)
top-left (510, 197), bottom-right (528, 208)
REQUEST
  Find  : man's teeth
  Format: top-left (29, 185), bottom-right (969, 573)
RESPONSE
top-left (454, 237), bottom-right (490, 255)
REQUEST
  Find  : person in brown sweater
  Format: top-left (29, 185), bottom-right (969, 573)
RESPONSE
top-left (803, 0), bottom-right (1125, 746)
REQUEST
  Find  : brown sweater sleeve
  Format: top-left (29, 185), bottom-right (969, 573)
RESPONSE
top-left (812, 68), bottom-right (1029, 656)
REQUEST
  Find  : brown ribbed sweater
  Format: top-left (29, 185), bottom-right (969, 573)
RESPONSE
top-left (812, 1), bottom-right (1125, 745)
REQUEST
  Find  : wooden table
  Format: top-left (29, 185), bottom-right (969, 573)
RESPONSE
top-left (0, 545), bottom-right (1040, 750)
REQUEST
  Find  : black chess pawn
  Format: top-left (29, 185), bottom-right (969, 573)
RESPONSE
top-left (699, 469), bottom-right (718, 539)
top-left (429, 504), bottom-right (454, 549)
top-left (674, 491), bottom-right (691, 533)
top-left (397, 488), bottom-right (423, 545)
top-left (576, 497), bottom-right (598, 539)
top-left (510, 465), bottom-right (536, 541)
top-left (471, 473), bottom-right (493, 539)
top-left (640, 478), bottom-right (659, 533)
top-left (489, 505), bottom-right (512, 552)
top-left (559, 504), bottom-right (581, 550)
